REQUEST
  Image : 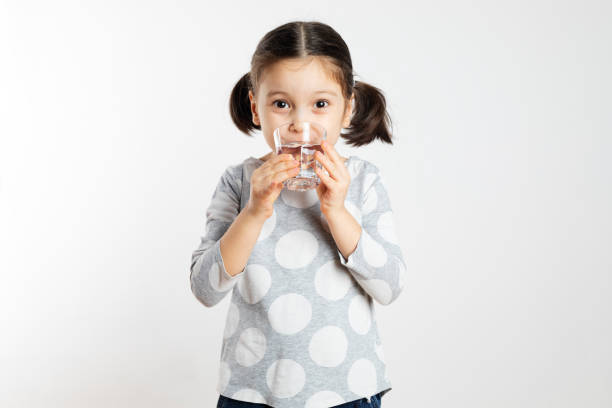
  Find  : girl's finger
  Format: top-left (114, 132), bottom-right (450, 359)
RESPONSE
top-left (314, 151), bottom-right (338, 181)
top-left (269, 154), bottom-right (297, 171)
top-left (272, 159), bottom-right (300, 174)
top-left (321, 140), bottom-right (342, 167)
top-left (315, 165), bottom-right (335, 188)
top-left (272, 166), bottom-right (300, 184)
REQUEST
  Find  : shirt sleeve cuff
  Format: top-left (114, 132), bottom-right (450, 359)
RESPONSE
top-left (214, 239), bottom-right (246, 282)
top-left (336, 229), bottom-right (374, 280)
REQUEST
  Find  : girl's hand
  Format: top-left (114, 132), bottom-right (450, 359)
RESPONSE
top-left (246, 153), bottom-right (300, 219)
top-left (314, 140), bottom-right (351, 216)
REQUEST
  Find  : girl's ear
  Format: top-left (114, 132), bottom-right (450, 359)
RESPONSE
top-left (248, 90), bottom-right (260, 126)
top-left (342, 93), bottom-right (355, 128)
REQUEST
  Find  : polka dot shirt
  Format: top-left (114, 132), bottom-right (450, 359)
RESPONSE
top-left (190, 155), bottom-right (407, 407)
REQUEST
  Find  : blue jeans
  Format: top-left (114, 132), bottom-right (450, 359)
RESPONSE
top-left (216, 391), bottom-right (384, 408)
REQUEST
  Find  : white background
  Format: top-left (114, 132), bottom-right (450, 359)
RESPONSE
top-left (1, 1), bottom-right (610, 407)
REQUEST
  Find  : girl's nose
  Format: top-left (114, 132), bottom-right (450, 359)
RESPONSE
top-left (289, 107), bottom-right (312, 131)
top-left (289, 122), bottom-right (303, 132)
top-left (289, 120), bottom-right (311, 133)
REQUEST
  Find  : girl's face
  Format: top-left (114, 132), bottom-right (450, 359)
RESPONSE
top-left (248, 57), bottom-right (354, 159)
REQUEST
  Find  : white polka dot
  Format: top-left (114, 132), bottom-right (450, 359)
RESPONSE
top-left (348, 294), bottom-right (372, 335)
top-left (375, 342), bottom-right (386, 363)
top-left (275, 230), bottom-right (318, 269)
top-left (209, 261), bottom-right (236, 292)
top-left (398, 261), bottom-right (407, 290)
top-left (305, 390), bottom-right (345, 408)
top-left (309, 326), bottom-right (348, 367)
top-left (362, 173), bottom-right (378, 213)
top-left (266, 359), bottom-right (305, 398)
top-left (235, 328), bottom-right (267, 367)
top-left (232, 388), bottom-right (267, 404)
top-left (349, 155), bottom-right (359, 169)
top-left (314, 260), bottom-right (352, 301)
top-left (218, 361), bottom-right (231, 392)
top-left (345, 200), bottom-right (362, 225)
top-left (363, 188), bottom-right (378, 215)
top-left (268, 293), bottom-right (312, 335)
top-left (362, 229), bottom-right (388, 268)
top-left (377, 211), bottom-right (398, 245)
top-left (363, 172), bottom-right (377, 192)
top-left (223, 302), bottom-right (239, 339)
top-left (281, 188), bottom-right (319, 208)
top-left (347, 358), bottom-right (377, 396)
top-left (357, 278), bottom-right (393, 305)
top-left (257, 208), bottom-right (276, 242)
top-left (237, 264), bottom-right (272, 304)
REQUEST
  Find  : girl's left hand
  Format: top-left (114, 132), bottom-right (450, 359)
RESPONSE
top-left (313, 140), bottom-right (351, 215)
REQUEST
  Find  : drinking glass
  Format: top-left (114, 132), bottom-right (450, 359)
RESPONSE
top-left (273, 121), bottom-right (327, 191)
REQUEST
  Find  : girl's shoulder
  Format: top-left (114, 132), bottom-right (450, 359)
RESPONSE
top-left (212, 160), bottom-right (244, 199)
top-left (344, 154), bottom-right (381, 180)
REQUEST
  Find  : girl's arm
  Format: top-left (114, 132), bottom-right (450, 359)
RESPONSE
top-left (190, 166), bottom-right (267, 308)
top-left (325, 168), bottom-right (407, 305)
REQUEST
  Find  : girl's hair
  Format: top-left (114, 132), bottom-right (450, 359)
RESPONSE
top-left (229, 21), bottom-right (393, 147)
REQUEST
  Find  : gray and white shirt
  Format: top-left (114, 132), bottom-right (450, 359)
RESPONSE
top-left (190, 155), bottom-right (407, 408)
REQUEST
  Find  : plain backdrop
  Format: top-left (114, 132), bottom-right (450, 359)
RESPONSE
top-left (1, 1), bottom-right (610, 407)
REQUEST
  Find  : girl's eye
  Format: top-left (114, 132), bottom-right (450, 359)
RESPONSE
top-left (272, 99), bottom-right (329, 109)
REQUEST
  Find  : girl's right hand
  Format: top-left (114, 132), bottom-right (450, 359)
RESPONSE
top-left (246, 154), bottom-right (300, 219)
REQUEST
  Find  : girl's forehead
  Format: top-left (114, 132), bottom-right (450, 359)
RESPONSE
top-left (258, 58), bottom-right (341, 95)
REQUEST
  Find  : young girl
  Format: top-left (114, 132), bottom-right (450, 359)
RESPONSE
top-left (190, 21), bottom-right (407, 408)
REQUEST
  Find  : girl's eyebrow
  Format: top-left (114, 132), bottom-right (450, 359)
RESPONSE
top-left (266, 90), bottom-right (338, 97)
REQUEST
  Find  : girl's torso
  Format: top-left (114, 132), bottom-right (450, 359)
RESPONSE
top-left (214, 155), bottom-right (395, 408)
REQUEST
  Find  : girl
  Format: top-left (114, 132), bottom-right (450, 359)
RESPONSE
top-left (190, 21), bottom-right (407, 408)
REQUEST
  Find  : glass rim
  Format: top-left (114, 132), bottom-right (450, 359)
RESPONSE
top-left (273, 121), bottom-right (327, 141)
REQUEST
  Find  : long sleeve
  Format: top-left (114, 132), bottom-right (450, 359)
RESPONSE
top-left (190, 165), bottom-right (246, 308)
top-left (337, 168), bottom-right (407, 305)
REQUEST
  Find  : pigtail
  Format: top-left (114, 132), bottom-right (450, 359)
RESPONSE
top-left (342, 80), bottom-right (393, 147)
top-left (229, 73), bottom-right (260, 136)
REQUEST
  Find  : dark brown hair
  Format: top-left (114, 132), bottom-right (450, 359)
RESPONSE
top-left (229, 21), bottom-right (393, 147)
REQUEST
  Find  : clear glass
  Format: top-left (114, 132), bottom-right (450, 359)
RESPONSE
top-left (273, 121), bottom-right (327, 191)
